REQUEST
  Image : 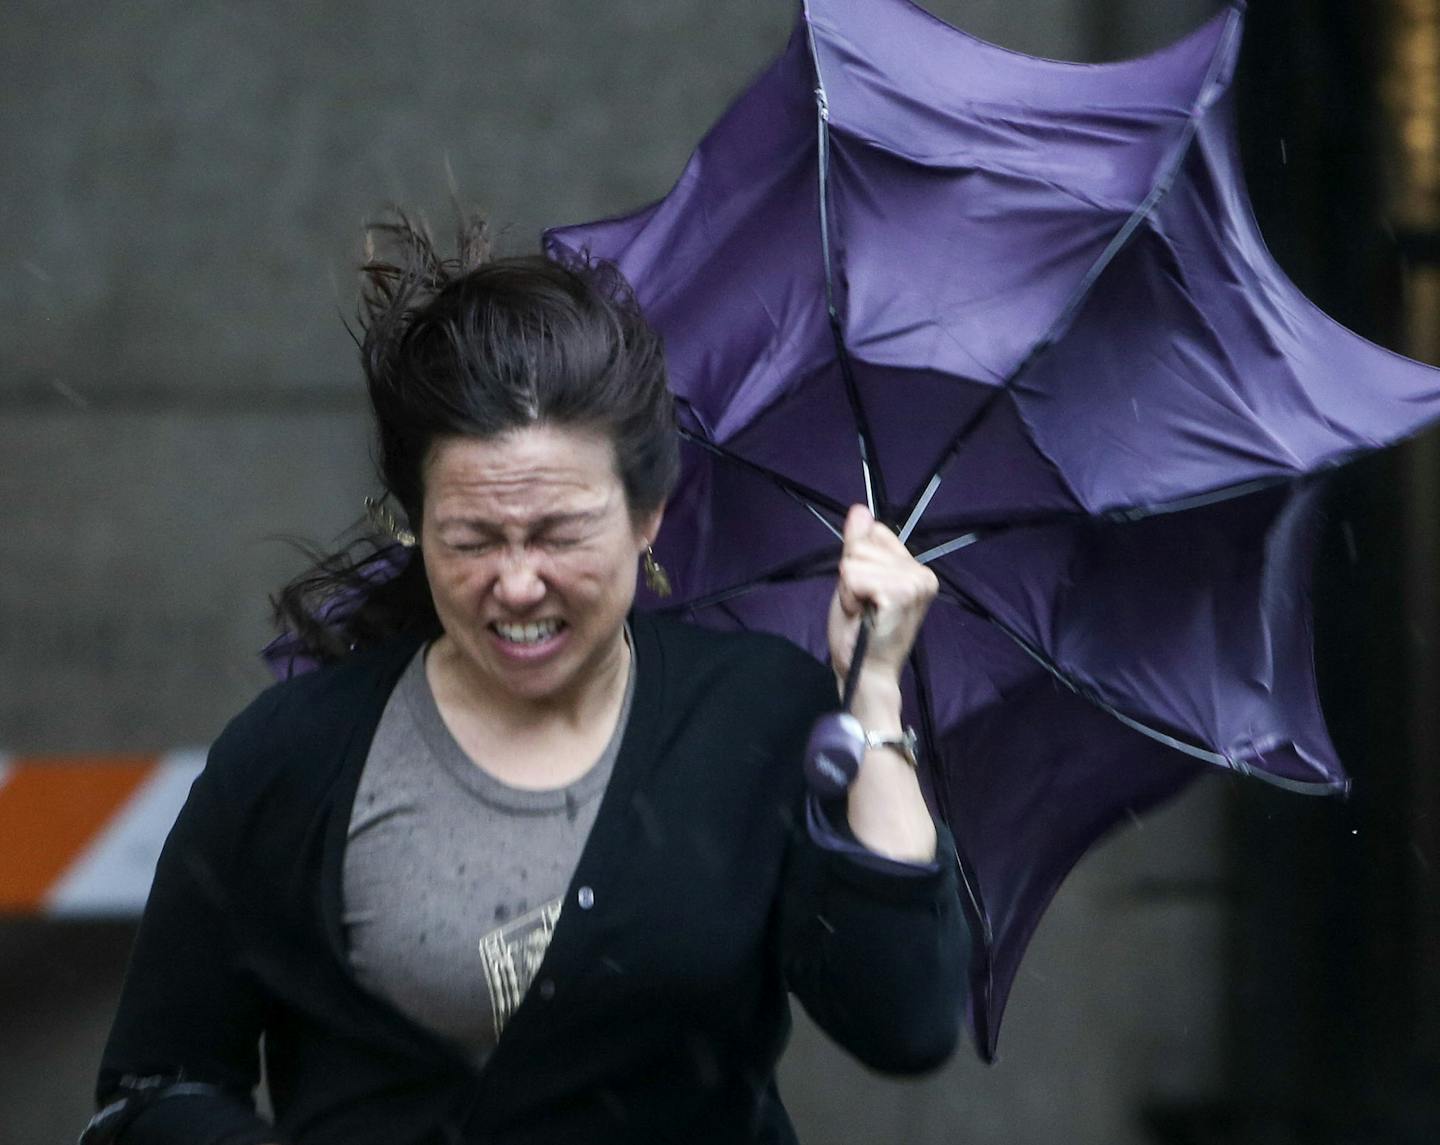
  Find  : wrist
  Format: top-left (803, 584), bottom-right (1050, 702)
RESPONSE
top-left (862, 725), bottom-right (919, 769)
top-left (842, 671), bottom-right (903, 729)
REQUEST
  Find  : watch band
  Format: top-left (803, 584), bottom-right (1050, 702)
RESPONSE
top-left (862, 725), bottom-right (919, 768)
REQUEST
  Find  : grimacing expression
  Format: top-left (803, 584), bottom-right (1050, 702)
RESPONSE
top-left (420, 425), bottom-right (662, 707)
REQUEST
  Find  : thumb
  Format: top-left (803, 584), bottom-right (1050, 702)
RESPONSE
top-left (844, 503), bottom-right (873, 545)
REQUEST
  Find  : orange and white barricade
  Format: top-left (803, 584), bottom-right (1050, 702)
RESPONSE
top-left (0, 751), bottom-right (206, 916)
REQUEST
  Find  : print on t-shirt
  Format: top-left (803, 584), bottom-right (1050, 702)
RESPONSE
top-left (479, 897), bottom-right (563, 1035)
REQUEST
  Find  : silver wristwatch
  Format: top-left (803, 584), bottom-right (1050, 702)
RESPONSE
top-left (863, 725), bottom-right (919, 768)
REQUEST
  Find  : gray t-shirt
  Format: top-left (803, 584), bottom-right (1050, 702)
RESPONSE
top-left (342, 642), bottom-right (633, 1064)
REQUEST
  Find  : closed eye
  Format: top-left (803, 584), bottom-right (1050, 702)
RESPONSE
top-left (448, 535), bottom-right (584, 554)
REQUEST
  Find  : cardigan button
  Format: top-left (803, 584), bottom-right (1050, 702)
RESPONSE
top-left (538, 979), bottom-right (556, 1001)
top-left (577, 885), bottom-right (595, 910)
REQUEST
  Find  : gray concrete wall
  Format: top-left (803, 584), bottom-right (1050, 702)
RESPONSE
top-left (2, 2), bottom-right (1228, 1142)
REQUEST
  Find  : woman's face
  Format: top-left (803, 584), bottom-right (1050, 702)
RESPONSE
top-left (420, 424), bottom-right (661, 710)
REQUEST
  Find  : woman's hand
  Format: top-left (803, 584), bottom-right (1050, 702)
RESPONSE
top-left (825, 505), bottom-right (939, 863)
top-left (827, 505), bottom-right (938, 688)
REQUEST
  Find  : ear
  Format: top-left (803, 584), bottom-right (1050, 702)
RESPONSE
top-left (636, 504), bottom-right (665, 550)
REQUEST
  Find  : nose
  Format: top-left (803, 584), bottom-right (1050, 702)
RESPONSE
top-left (493, 550), bottom-right (546, 609)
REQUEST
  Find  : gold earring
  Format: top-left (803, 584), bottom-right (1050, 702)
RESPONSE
top-left (364, 496), bottom-right (417, 548)
top-left (643, 545), bottom-right (671, 598)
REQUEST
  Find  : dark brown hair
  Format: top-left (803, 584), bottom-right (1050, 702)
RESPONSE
top-left (272, 212), bottom-right (678, 665)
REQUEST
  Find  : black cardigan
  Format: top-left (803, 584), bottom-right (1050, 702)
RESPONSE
top-left (95, 611), bottom-right (969, 1145)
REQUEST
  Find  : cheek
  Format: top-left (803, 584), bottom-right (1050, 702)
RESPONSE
top-left (562, 559), bottom-right (624, 600)
top-left (424, 555), bottom-right (490, 609)
top-left (553, 552), bottom-right (641, 615)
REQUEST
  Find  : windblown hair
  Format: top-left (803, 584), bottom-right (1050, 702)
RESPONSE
top-left (272, 211), bottom-right (678, 666)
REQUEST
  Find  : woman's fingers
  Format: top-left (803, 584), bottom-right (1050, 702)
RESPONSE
top-left (839, 508), bottom-right (937, 614)
top-left (828, 506), bottom-right (938, 678)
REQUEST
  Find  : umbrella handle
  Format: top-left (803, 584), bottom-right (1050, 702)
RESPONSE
top-left (804, 607), bottom-right (875, 797)
top-left (803, 712), bottom-right (865, 798)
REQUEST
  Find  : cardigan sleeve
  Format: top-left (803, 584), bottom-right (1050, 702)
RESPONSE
top-left (90, 717), bottom-right (279, 1145)
top-left (805, 793), bottom-right (939, 875)
top-left (780, 819), bottom-right (970, 1073)
top-left (777, 657), bottom-right (971, 1075)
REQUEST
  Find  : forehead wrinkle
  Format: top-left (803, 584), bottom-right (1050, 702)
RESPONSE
top-left (437, 446), bottom-right (592, 480)
top-left (435, 506), bottom-right (606, 533)
top-left (428, 468), bottom-right (618, 531)
top-left (423, 425), bottom-right (625, 528)
top-left (431, 453), bottom-right (605, 492)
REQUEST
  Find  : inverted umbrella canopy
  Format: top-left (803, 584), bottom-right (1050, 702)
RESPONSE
top-left (545, 0), bottom-right (1440, 1059)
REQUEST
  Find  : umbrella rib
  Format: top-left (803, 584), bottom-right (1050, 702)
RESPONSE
top-left (904, 472), bottom-right (1301, 551)
top-left (678, 428), bottom-right (851, 524)
top-left (901, 476), bottom-right (1302, 581)
top-left (893, 7), bottom-right (1246, 539)
top-left (907, 643), bottom-right (995, 929)
top-left (1099, 475), bottom-right (1294, 523)
top-left (912, 531), bottom-right (981, 565)
top-left (930, 567), bottom-right (1344, 794)
top-left (799, 499), bottom-right (845, 542)
top-left (898, 474), bottom-right (942, 543)
top-left (809, 19), bottom-right (889, 518)
top-left (906, 639), bottom-right (997, 1055)
top-left (659, 550), bottom-right (838, 617)
top-left (929, 578), bottom-right (1230, 759)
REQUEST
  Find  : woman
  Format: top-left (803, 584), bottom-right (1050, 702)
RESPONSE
top-left (87, 217), bottom-right (968, 1145)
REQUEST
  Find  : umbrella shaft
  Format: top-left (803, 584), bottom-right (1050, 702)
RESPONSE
top-left (840, 607), bottom-right (875, 712)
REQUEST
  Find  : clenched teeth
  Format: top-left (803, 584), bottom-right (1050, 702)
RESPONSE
top-left (493, 619), bottom-right (564, 644)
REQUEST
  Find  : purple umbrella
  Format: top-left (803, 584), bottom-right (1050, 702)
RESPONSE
top-left (544, 0), bottom-right (1440, 1059)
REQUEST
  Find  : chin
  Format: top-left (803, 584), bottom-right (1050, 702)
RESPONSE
top-left (499, 670), bottom-right (569, 702)
top-left (489, 652), bottom-right (580, 701)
